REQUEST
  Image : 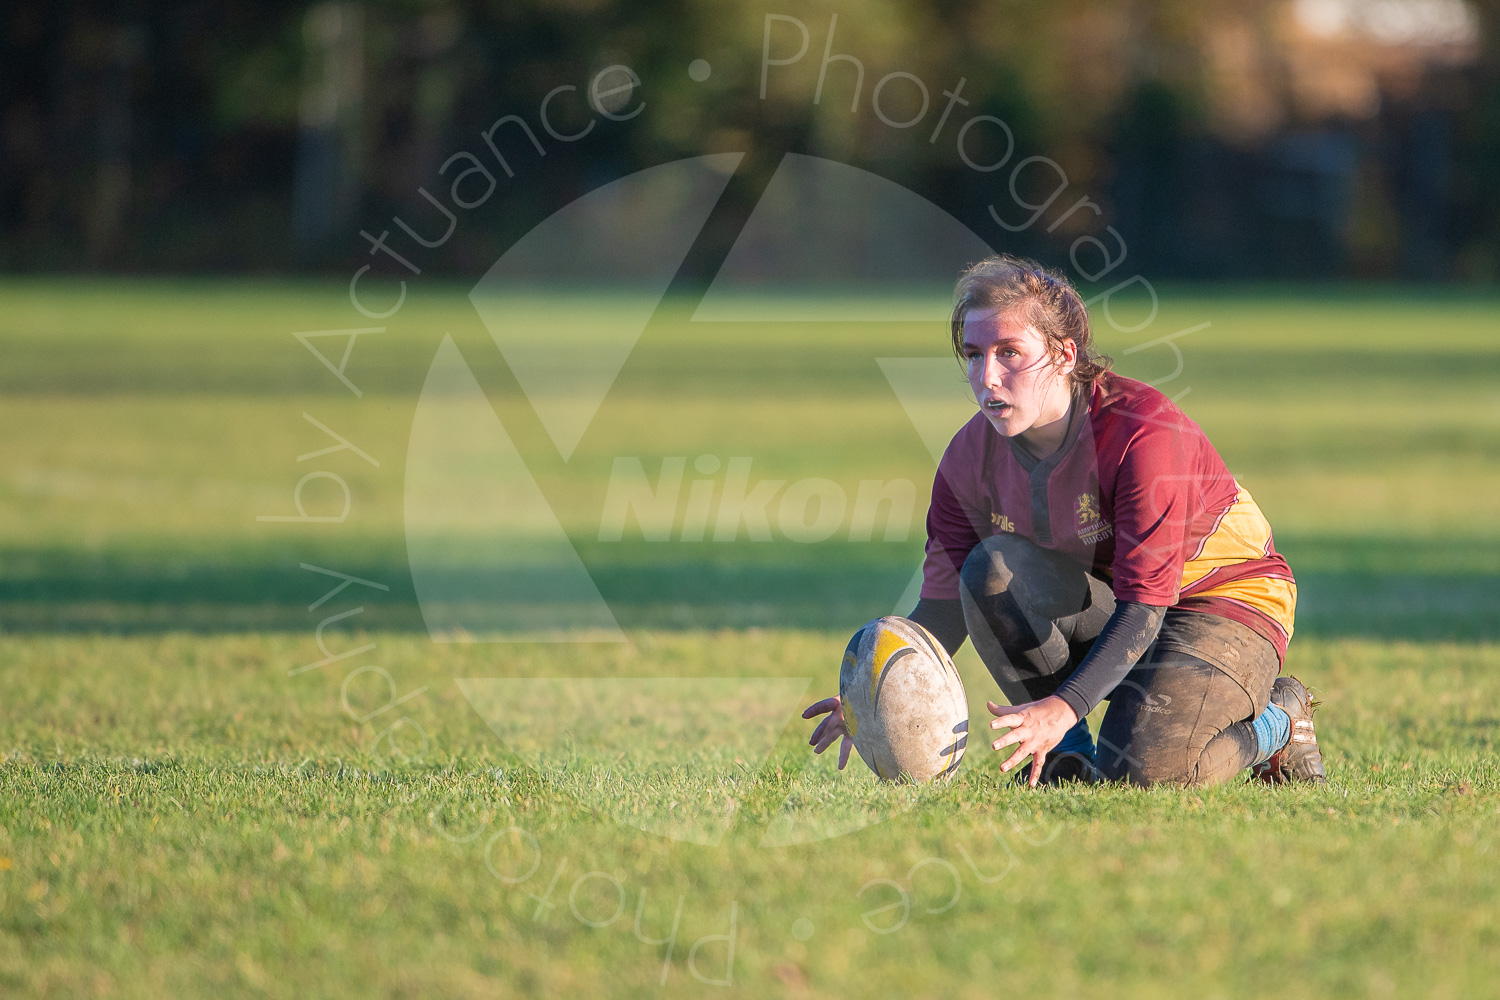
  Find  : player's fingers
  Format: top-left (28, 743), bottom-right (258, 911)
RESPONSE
top-left (808, 718), bottom-right (827, 745)
top-left (986, 700), bottom-right (1011, 717)
top-left (802, 697), bottom-right (840, 719)
top-left (992, 724), bottom-right (1028, 751)
top-left (990, 713), bottom-right (1026, 730)
top-left (814, 729), bottom-right (842, 754)
top-left (838, 736), bottom-right (852, 770)
top-left (1028, 750), bottom-right (1046, 788)
top-left (998, 743), bottom-right (1031, 773)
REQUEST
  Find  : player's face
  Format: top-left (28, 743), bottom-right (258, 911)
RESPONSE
top-left (963, 306), bottom-right (1076, 440)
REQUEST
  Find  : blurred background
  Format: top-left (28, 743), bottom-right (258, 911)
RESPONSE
top-left (4, 0), bottom-right (1499, 280)
top-left (2, 0), bottom-right (1498, 640)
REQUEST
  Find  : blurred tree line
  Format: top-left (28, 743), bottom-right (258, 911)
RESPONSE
top-left (3, 0), bottom-right (1498, 280)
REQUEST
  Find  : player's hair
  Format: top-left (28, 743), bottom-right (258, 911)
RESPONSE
top-left (949, 255), bottom-right (1112, 386)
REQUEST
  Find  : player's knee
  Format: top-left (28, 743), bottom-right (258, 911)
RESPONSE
top-left (1102, 762), bottom-right (1195, 788)
top-left (960, 533), bottom-right (1041, 599)
top-left (1098, 746), bottom-right (1197, 788)
top-left (960, 543), bottom-right (1005, 601)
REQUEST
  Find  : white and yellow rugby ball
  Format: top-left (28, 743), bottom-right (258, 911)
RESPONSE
top-left (839, 616), bottom-right (968, 783)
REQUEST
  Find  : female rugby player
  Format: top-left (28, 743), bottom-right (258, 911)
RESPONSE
top-left (805, 255), bottom-right (1325, 788)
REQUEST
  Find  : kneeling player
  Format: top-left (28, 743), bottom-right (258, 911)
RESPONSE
top-left (806, 256), bottom-right (1325, 788)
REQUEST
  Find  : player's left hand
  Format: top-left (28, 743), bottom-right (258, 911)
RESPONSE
top-left (987, 695), bottom-right (1079, 788)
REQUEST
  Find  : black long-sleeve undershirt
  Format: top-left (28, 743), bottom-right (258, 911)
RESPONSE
top-left (1052, 601), bottom-right (1165, 720)
top-left (907, 597), bottom-right (968, 657)
top-left (907, 597), bottom-right (1167, 721)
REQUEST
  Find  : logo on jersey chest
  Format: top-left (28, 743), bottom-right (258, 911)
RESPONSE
top-left (1075, 493), bottom-right (1113, 544)
top-left (989, 511), bottom-right (1014, 532)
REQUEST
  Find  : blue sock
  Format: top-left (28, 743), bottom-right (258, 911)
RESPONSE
top-left (1249, 703), bottom-right (1291, 765)
top-left (1053, 717), bottom-right (1096, 764)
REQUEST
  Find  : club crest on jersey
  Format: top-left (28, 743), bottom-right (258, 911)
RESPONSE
top-left (1075, 493), bottom-right (1113, 544)
top-left (989, 511), bottom-right (1014, 532)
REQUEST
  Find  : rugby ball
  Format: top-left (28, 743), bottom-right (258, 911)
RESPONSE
top-left (839, 616), bottom-right (968, 783)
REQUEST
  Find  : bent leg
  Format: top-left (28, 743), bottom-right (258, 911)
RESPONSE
top-left (958, 534), bottom-right (1115, 705)
top-left (1095, 654), bottom-right (1261, 787)
top-left (1096, 609), bottom-right (1282, 788)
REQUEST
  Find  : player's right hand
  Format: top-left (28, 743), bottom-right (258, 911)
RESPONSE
top-left (802, 696), bottom-right (854, 770)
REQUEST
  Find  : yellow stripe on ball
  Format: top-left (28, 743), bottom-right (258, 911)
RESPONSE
top-left (870, 627), bottom-right (908, 703)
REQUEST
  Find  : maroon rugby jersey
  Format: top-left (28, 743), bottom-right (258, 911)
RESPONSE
top-left (921, 374), bottom-right (1297, 659)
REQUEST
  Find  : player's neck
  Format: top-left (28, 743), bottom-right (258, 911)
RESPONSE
top-left (1016, 386), bottom-right (1075, 459)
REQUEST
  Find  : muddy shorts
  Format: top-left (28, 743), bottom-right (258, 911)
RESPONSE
top-left (958, 533), bottom-right (1281, 787)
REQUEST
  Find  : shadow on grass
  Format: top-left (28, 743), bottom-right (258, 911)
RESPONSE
top-left (1, 538), bottom-right (1495, 640)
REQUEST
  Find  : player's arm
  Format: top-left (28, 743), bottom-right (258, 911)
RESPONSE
top-left (1050, 601), bottom-right (1167, 720)
top-left (906, 597), bottom-right (966, 657)
top-left (906, 463), bottom-right (982, 656)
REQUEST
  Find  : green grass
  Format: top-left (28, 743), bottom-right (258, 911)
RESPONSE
top-left (1, 278), bottom-right (1498, 998)
top-left (3, 634), bottom-right (1499, 998)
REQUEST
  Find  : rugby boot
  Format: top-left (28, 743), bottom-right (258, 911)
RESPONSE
top-left (1251, 676), bottom-right (1326, 784)
top-left (1014, 750), bottom-right (1099, 787)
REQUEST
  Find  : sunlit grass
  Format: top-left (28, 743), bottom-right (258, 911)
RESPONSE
top-left (2, 633), bottom-right (1498, 997)
top-left (0, 279), bottom-right (1497, 997)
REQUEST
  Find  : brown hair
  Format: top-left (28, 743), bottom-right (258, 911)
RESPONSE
top-left (949, 254), bottom-right (1112, 386)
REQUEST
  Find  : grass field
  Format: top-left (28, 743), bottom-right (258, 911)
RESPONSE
top-left (1, 278), bottom-right (1498, 998)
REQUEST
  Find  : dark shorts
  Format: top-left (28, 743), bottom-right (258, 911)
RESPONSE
top-left (958, 533), bottom-right (1281, 787)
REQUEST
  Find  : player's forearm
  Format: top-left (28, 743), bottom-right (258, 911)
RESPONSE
top-left (1052, 601), bottom-right (1167, 721)
top-left (907, 597), bottom-right (968, 657)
